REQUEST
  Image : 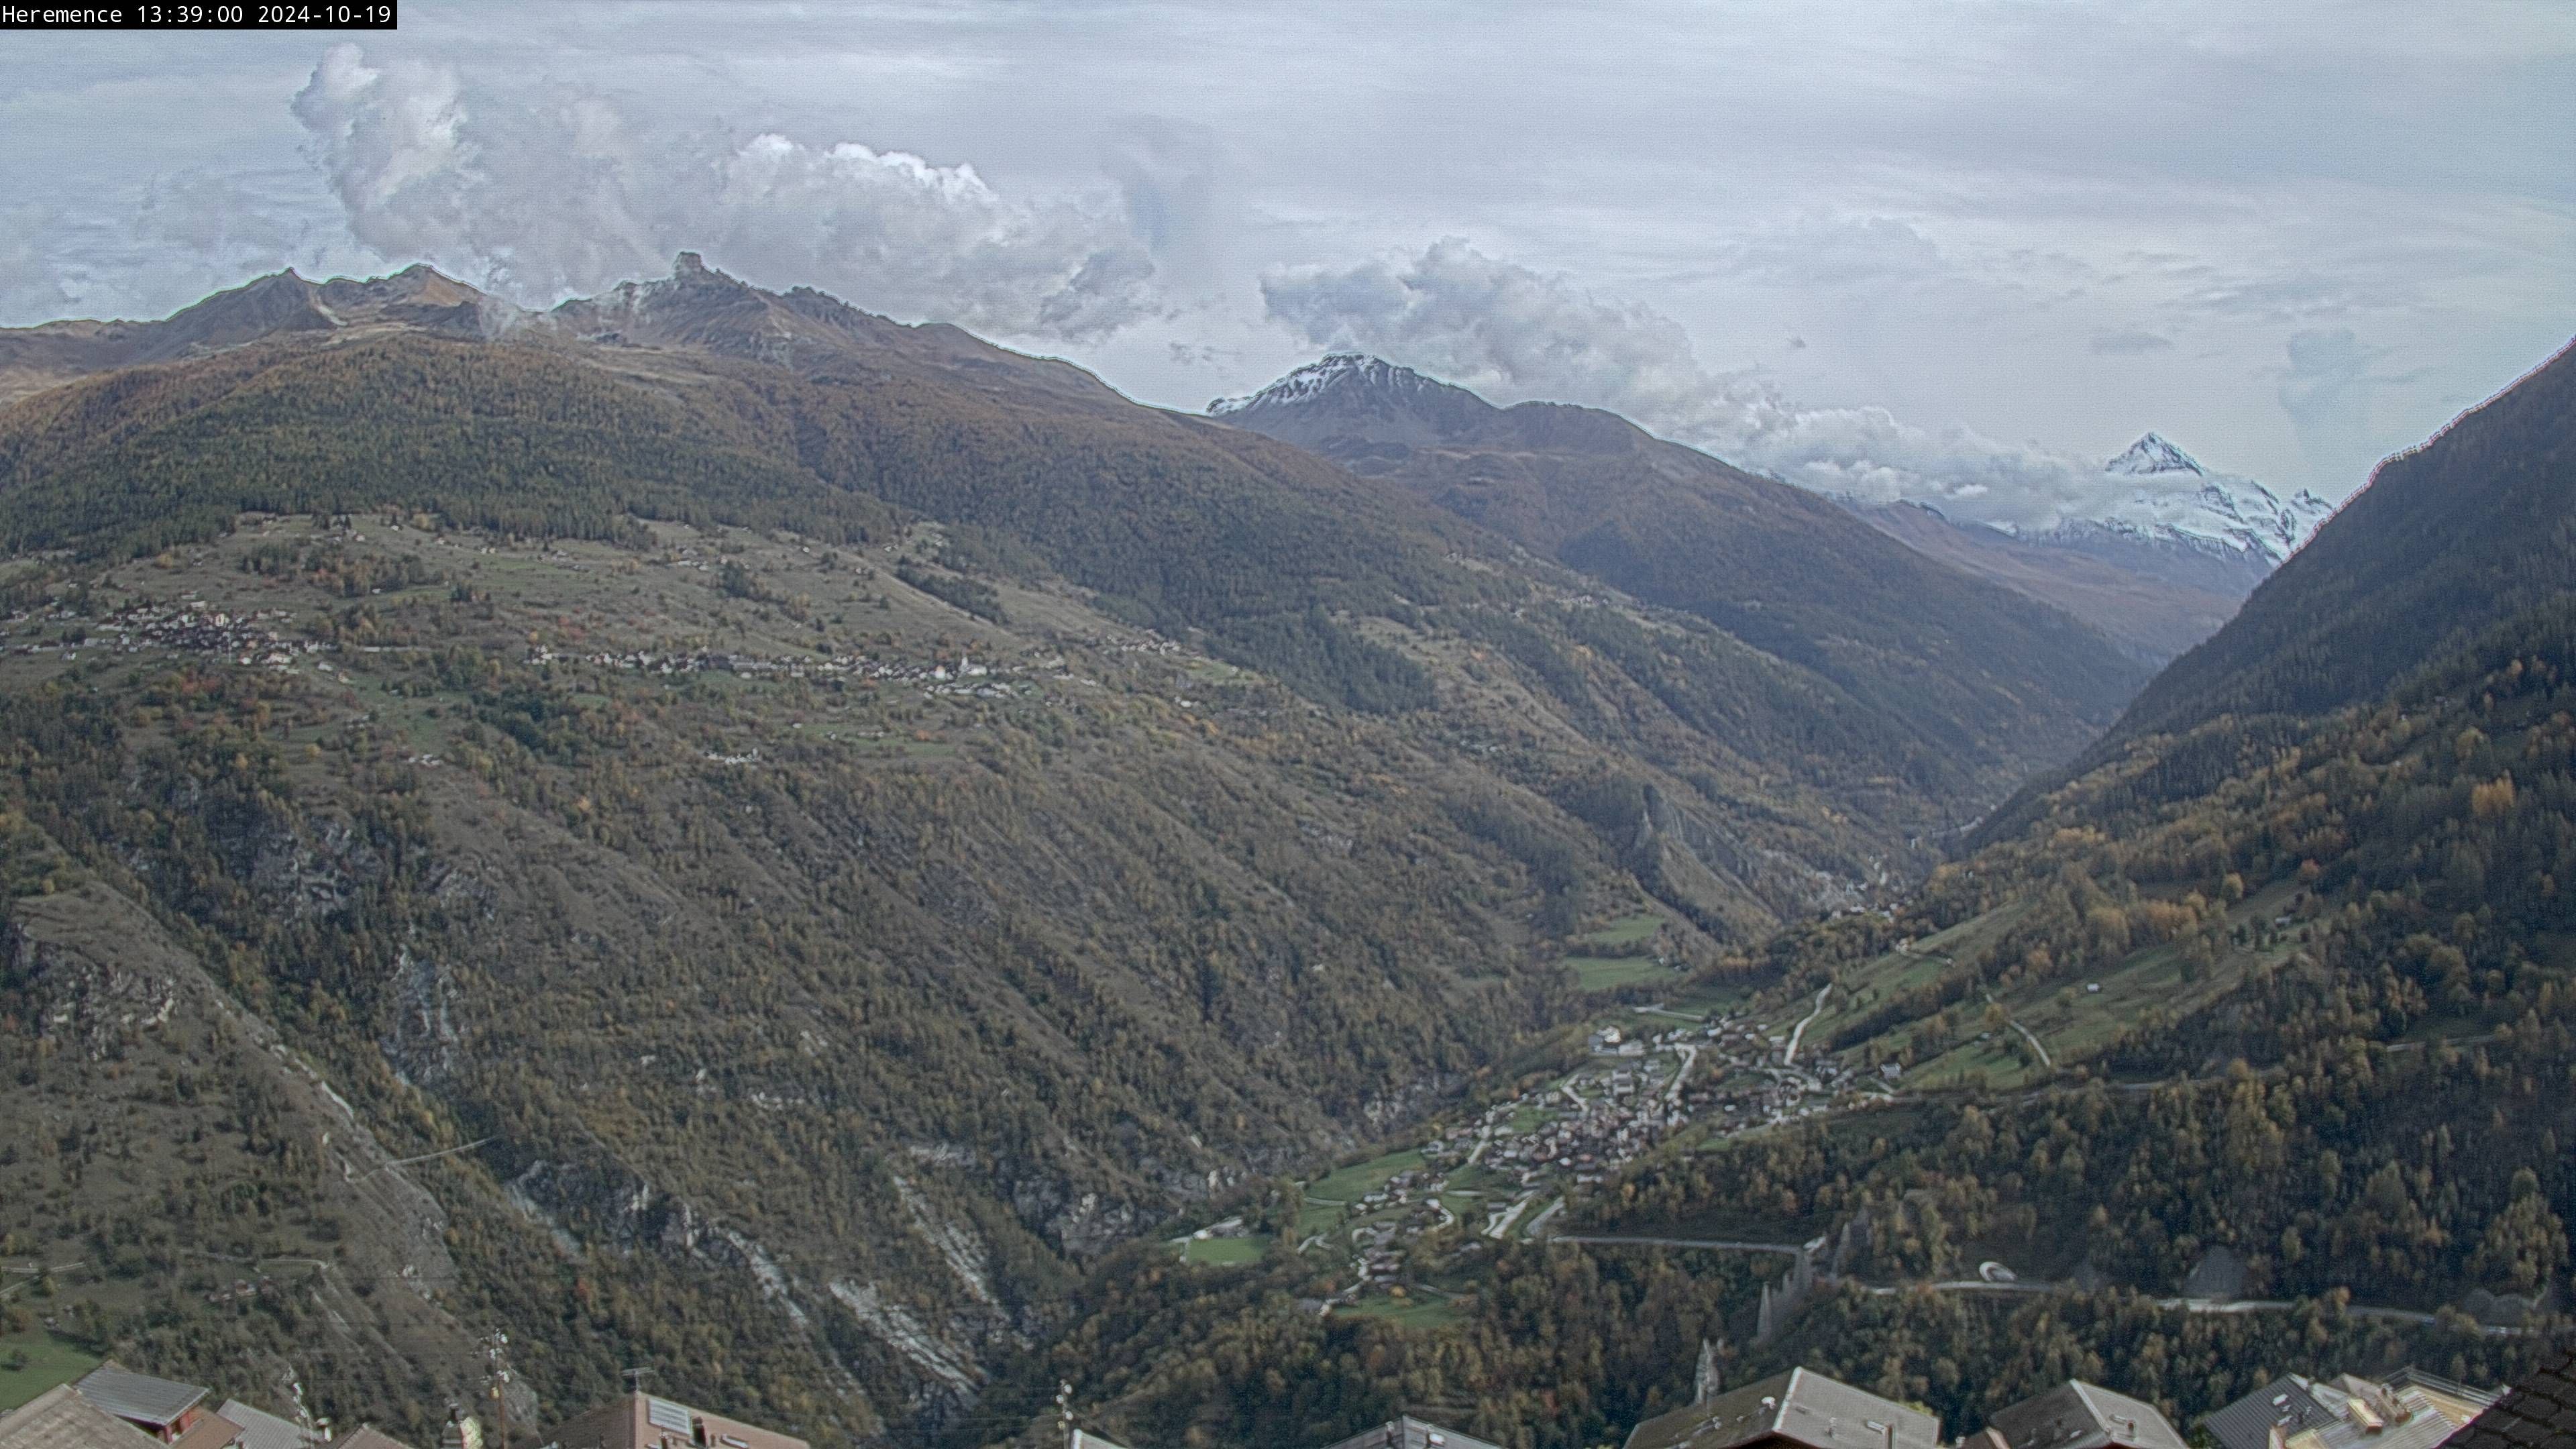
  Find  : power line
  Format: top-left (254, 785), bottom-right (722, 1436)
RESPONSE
top-left (352, 1136), bottom-right (496, 1181)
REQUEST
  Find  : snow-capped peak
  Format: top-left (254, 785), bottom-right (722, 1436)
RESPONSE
top-left (1209, 353), bottom-right (1430, 415)
top-left (2106, 431), bottom-right (2206, 477)
top-left (2073, 433), bottom-right (2334, 565)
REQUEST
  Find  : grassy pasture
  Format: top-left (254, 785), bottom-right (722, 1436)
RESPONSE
top-left (1179, 1235), bottom-right (1269, 1266)
top-left (1335, 1293), bottom-right (1465, 1328)
top-left (1568, 955), bottom-right (1682, 991)
top-left (1306, 1148), bottom-right (1424, 1206)
top-left (1582, 911), bottom-right (1664, 949)
top-left (0, 1329), bottom-right (99, 1412)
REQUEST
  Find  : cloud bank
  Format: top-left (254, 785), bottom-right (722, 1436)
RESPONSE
top-left (290, 44), bottom-right (1160, 341)
top-left (1263, 238), bottom-right (2120, 531)
top-left (0, 204), bottom-right (76, 319)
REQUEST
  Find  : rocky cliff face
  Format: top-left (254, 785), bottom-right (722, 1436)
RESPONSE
top-left (1, 882), bottom-right (505, 1435)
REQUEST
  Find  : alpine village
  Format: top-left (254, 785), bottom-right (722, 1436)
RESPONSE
top-left (3, 28), bottom-right (2575, 1449)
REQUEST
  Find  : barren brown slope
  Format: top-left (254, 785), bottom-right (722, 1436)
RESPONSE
top-left (1849, 498), bottom-right (2245, 665)
top-left (0, 266), bottom-right (501, 407)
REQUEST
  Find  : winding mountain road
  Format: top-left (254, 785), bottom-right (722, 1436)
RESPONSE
top-left (1781, 985), bottom-right (1833, 1066)
top-left (1983, 990), bottom-right (2053, 1070)
top-left (1550, 1234), bottom-right (1807, 1255)
top-left (1553, 1240), bottom-right (2530, 1335)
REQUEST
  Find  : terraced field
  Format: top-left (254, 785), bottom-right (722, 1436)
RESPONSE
top-left (1776, 879), bottom-right (2323, 1092)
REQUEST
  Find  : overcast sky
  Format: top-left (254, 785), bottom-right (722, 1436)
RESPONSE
top-left (3, 0), bottom-right (2569, 523)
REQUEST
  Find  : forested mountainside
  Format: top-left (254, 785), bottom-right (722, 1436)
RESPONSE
top-left (2098, 339), bottom-right (2575, 749)
top-left (959, 594), bottom-right (2575, 1447)
top-left (1210, 356), bottom-right (2149, 788)
top-left (0, 260), bottom-right (2155, 1447)
top-left (949, 344), bottom-right (2576, 1448)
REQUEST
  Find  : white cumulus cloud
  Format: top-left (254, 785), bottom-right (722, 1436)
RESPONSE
top-left (289, 44), bottom-right (1161, 341)
top-left (1262, 238), bottom-right (2135, 532)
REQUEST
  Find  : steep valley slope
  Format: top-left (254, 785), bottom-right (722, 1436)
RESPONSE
top-left (0, 262), bottom-right (2158, 1446)
top-left (955, 342), bottom-right (2576, 1449)
top-left (1210, 353), bottom-right (2151, 777)
top-left (1845, 498), bottom-right (2257, 665)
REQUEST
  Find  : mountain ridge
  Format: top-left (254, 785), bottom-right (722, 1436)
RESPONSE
top-left (0, 264), bottom-right (508, 405)
top-left (1205, 350), bottom-right (2151, 796)
top-left (0, 260), bottom-right (2174, 1444)
top-left (2094, 337), bottom-right (2576, 748)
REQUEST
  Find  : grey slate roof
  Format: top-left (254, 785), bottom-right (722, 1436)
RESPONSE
top-left (217, 1401), bottom-right (315, 1449)
top-left (76, 1363), bottom-right (210, 1430)
top-left (2450, 1344), bottom-right (2576, 1449)
top-left (0, 1385), bottom-right (165, 1449)
top-left (2208, 1370), bottom-right (2498, 1449)
top-left (1623, 1367), bottom-right (1941, 1449)
top-left (1322, 1416), bottom-right (1505, 1449)
top-left (2202, 1376), bottom-right (2339, 1449)
top-left (1985, 1381), bottom-right (2187, 1449)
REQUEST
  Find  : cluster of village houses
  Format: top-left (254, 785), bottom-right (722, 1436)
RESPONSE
top-left (15, 1340), bottom-right (2551, 1449)
top-left (521, 641), bottom-right (1022, 700)
top-left (1, 588), bottom-right (1055, 704)
top-left (1291, 1006), bottom-right (1868, 1302)
top-left (522, 627), bottom-right (1185, 704)
top-left (3, 601), bottom-right (323, 671)
top-left (1, 594), bottom-right (1040, 710)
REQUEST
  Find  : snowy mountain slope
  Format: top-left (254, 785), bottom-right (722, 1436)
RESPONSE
top-left (1215, 354), bottom-right (2328, 661)
top-left (1208, 352), bottom-right (1415, 414)
top-left (2067, 431), bottom-right (2336, 567)
top-left (1846, 433), bottom-right (2336, 658)
top-left (1208, 352), bottom-right (1500, 447)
